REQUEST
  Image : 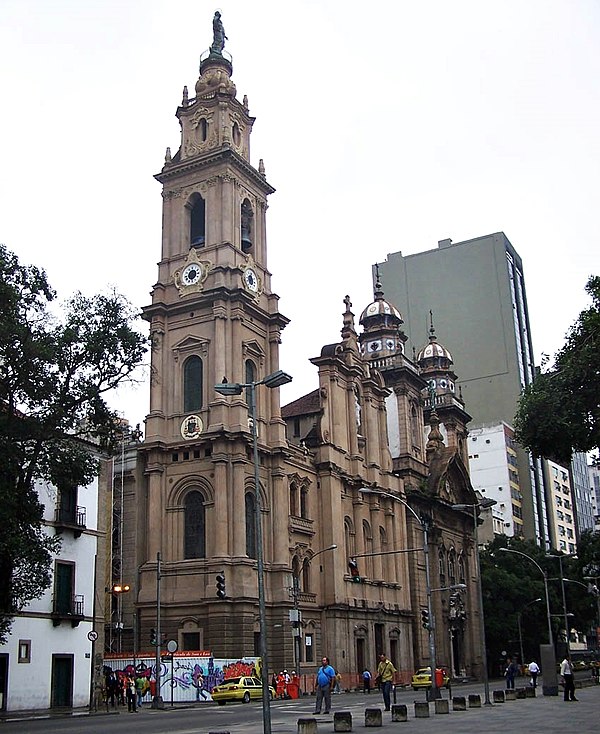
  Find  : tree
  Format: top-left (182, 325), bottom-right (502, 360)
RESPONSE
top-left (0, 244), bottom-right (148, 643)
top-left (514, 276), bottom-right (600, 464)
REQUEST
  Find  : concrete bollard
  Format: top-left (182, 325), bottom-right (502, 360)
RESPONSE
top-left (493, 690), bottom-right (505, 703)
top-left (452, 696), bottom-right (467, 711)
top-left (334, 711), bottom-right (352, 732)
top-left (414, 701), bottom-right (430, 718)
top-left (391, 704), bottom-right (408, 722)
top-left (365, 708), bottom-right (383, 727)
top-left (525, 686), bottom-right (536, 698)
top-left (297, 718), bottom-right (318, 734)
top-left (516, 687), bottom-right (527, 699)
top-left (468, 694), bottom-right (482, 708)
top-left (505, 689), bottom-right (516, 700)
top-left (434, 698), bottom-right (449, 714)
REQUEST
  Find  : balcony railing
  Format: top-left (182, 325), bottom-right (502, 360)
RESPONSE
top-left (51, 594), bottom-right (85, 627)
top-left (54, 506), bottom-right (87, 537)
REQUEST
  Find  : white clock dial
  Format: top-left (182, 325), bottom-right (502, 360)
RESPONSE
top-left (243, 268), bottom-right (259, 292)
top-left (182, 263), bottom-right (203, 286)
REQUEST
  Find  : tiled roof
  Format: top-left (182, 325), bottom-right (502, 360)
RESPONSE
top-left (281, 389), bottom-right (320, 419)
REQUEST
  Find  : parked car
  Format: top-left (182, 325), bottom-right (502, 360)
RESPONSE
top-left (211, 676), bottom-right (276, 705)
top-left (411, 667), bottom-right (450, 690)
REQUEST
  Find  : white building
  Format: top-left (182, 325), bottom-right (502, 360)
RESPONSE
top-left (0, 466), bottom-right (104, 712)
top-left (544, 460), bottom-right (577, 554)
top-left (467, 422), bottom-right (524, 538)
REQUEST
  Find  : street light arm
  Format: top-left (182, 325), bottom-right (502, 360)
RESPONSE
top-left (499, 548), bottom-right (546, 578)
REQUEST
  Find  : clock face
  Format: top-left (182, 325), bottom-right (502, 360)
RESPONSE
top-left (243, 268), bottom-right (259, 292)
top-left (182, 263), bottom-right (203, 286)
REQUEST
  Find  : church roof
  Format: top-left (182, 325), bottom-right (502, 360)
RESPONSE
top-left (281, 389), bottom-right (320, 419)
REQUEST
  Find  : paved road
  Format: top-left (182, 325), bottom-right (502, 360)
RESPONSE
top-left (1, 681), bottom-right (599, 733)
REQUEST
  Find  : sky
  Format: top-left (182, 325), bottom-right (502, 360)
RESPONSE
top-left (1, 0), bottom-right (599, 429)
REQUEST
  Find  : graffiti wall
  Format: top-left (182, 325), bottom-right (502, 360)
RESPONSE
top-left (103, 653), bottom-right (260, 703)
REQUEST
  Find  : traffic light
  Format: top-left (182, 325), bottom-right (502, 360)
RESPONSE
top-left (216, 573), bottom-right (226, 598)
top-left (348, 559), bottom-right (362, 582)
top-left (150, 628), bottom-right (157, 645)
top-left (420, 608), bottom-right (430, 629)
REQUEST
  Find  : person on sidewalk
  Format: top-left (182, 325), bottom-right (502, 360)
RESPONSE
top-left (376, 653), bottom-right (396, 711)
top-left (313, 656), bottom-right (336, 715)
top-left (528, 659), bottom-right (540, 688)
top-left (362, 668), bottom-right (372, 693)
top-left (560, 655), bottom-right (578, 701)
top-left (504, 657), bottom-right (519, 689)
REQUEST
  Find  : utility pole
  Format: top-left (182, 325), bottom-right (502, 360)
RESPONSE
top-left (152, 552), bottom-right (164, 708)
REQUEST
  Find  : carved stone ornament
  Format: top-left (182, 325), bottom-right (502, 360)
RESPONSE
top-left (173, 249), bottom-right (211, 296)
top-left (180, 415), bottom-right (203, 440)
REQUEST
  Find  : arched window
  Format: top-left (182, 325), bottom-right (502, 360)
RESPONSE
top-left (183, 356), bottom-right (203, 412)
top-left (245, 491), bottom-right (257, 558)
top-left (344, 517), bottom-right (355, 562)
top-left (448, 549), bottom-right (456, 587)
top-left (245, 359), bottom-right (256, 384)
top-left (292, 555), bottom-right (301, 596)
top-left (290, 482), bottom-right (299, 516)
top-left (362, 520), bottom-right (373, 579)
top-left (189, 194), bottom-right (206, 247)
top-left (411, 404), bottom-right (420, 448)
top-left (302, 558), bottom-right (310, 592)
top-left (240, 199), bottom-right (254, 253)
top-left (438, 548), bottom-right (446, 586)
top-left (184, 491), bottom-right (205, 559)
top-left (300, 487), bottom-right (308, 518)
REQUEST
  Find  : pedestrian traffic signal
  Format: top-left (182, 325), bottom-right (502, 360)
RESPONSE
top-left (216, 573), bottom-right (226, 598)
top-left (150, 628), bottom-right (157, 645)
top-left (420, 609), bottom-right (430, 629)
top-left (348, 559), bottom-right (362, 582)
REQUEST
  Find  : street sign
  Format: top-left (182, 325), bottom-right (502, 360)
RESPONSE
top-left (87, 630), bottom-right (98, 642)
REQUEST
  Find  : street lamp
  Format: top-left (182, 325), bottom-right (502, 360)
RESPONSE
top-left (215, 368), bottom-right (292, 734)
top-left (452, 499), bottom-right (496, 705)
top-left (517, 598), bottom-right (542, 669)
top-left (291, 544), bottom-right (337, 673)
top-left (498, 548), bottom-right (557, 696)
top-left (359, 488), bottom-right (441, 700)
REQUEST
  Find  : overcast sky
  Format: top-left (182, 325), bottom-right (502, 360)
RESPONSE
top-left (1, 0), bottom-right (598, 428)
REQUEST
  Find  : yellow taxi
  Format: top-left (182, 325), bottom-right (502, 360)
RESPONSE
top-left (411, 667), bottom-right (450, 690)
top-left (210, 676), bottom-right (276, 705)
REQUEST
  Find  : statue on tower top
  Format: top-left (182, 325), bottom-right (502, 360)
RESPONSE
top-left (210, 11), bottom-right (227, 54)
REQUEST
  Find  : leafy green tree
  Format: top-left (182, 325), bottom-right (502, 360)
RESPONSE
top-left (514, 276), bottom-right (600, 464)
top-left (480, 536), bottom-right (566, 670)
top-left (0, 244), bottom-right (148, 643)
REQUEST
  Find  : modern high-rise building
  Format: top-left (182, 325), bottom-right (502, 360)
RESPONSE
top-left (377, 233), bottom-right (550, 546)
top-left (570, 452), bottom-right (595, 536)
top-left (544, 460), bottom-right (577, 554)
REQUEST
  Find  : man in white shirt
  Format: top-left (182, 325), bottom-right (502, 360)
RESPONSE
top-left (528, 660), bottom-right (540, 688)
top-left (560, 655), bottom-right (577, 701)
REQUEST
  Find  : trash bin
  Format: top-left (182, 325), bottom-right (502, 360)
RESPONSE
top-left (149, 680), bottom-right (157, 697)
top-left (435, 668), bottom-right (445, 688)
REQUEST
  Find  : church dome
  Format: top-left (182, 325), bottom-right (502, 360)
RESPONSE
top-left (359, 277), bottom-right (403, 328)
top-left (417, 340), bottom-right (453, 363)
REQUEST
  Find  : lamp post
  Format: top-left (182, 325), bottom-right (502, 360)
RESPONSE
top-left (359, 488), bottom-right (440, 700)
top-left (452, 499), bottom-right (496, 705)
top-left (291, 544), bottom-right (336, 674)
top-left (546, 553), bottom-right (576, 656)
top-left (498, 547), bottom-right (557, 695)
top-left (517, 598), bottom-right (542, 668)
top-left (215, 369), bottom-right (292, 734)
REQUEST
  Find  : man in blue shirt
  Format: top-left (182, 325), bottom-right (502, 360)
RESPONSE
top-left (314, 656), bottom-right (336, 714)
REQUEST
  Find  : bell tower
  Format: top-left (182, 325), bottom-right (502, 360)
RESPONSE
top-left (138, 15), bottom-right (290, 656)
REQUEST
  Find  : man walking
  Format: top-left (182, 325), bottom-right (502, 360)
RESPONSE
top-left (376, 653), bottom-right (396, 711)
top-left (560, 655), bottom-right (578, 701)
top-left (528, 659), bottom-right (540, 688)
top-left (314, 656), bottom-right (336, 715)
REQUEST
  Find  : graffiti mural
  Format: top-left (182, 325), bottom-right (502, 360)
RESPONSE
top-left (103, 654), bottom-right (260, 703)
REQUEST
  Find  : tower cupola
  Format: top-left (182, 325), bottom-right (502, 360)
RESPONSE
top-left (359, 269), bottom-right (407, 358)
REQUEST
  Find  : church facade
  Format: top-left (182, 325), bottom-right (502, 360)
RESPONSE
top-left (111, 20), bottom-right (484, 685)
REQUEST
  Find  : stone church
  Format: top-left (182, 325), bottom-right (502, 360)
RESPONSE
top-left (111, 16), bottom-right (484, 685)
